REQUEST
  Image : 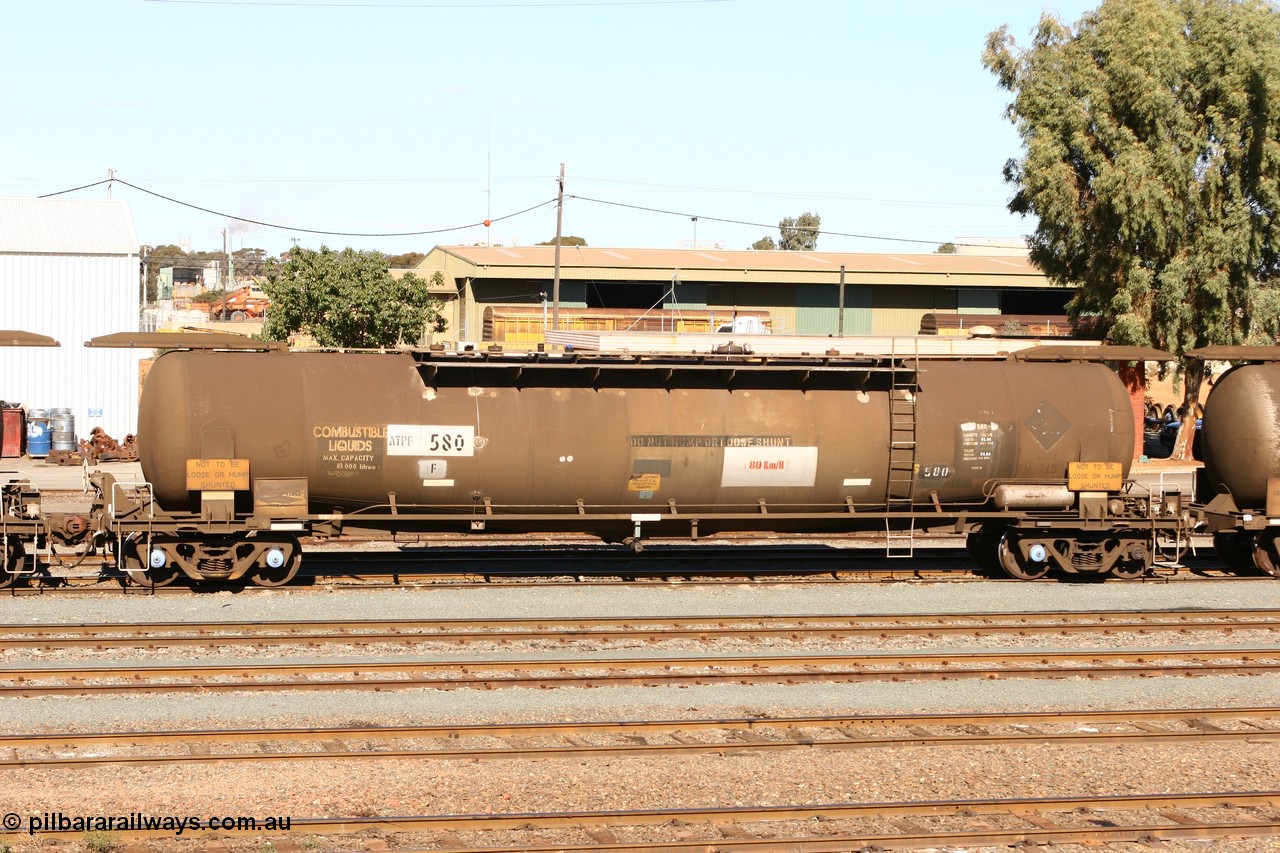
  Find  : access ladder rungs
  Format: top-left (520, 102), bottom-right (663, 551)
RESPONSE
top-left (884, 519), bottom-right (916, 557)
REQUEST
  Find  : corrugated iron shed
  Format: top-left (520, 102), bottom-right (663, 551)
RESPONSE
top-left (418, 245), bottom-right (1067, 344)
top-left (0, 197), bottom-right (144, 441)
top-left (421, 245), bottom-right (1049, 287)
top-left (0, 197), bottom-right (138, 255)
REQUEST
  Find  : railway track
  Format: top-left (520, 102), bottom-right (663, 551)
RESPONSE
top-left (2, 607), bottom-right (1278, 650)
top-left (19, 790), bottom-right (1280, 848)
top-left (3, 537), bottom-right (1252, 593)
top-left (4, 646), bottom-right (1279, 696)
top-left (4, 707), bottom-right (1277, 768)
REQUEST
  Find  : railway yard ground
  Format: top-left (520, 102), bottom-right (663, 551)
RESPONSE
top-left (7, 455), bottom-right (1280, 852)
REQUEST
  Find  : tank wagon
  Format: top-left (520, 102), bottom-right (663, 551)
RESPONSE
top-left (72, 335), bottom-right (1186, 586)
top-left (1191, 346), bottom-right (1280, 576)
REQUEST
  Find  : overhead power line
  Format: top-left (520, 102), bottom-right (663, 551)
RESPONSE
top-left (566, 194), bottom-right (1005, 250)
top-left (34, 175), bottom-right (1013, 250)
top-left (114, 178), bottom-right (556, 237)
top-left (134, 0), bottom-right (735, 8)
top-left (38, 176), bottom-right (556, 238)
top-left (38, 179), bottom-right (112, 198)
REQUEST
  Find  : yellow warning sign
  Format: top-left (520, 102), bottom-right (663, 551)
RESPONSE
top-left (627, 473), bottom-right (661, 491)
top-left (187, 458), bottom-right (250, 491)
top-left (1068, 461), bottom-right (1122, 492)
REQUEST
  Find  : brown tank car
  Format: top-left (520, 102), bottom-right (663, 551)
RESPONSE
top-left (1192, 346), bottom-right (1280, 576)
top-left (139, 350), bottom-right (1132, 511)
top-left (85, 338), bottom-right (1184, 587)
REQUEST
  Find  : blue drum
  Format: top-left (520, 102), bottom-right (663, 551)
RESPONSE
top-left (26, 409), bottom-right (50, 457)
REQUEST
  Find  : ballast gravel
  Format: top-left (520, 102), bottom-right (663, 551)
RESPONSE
top-left (1, 578), bottom-right (1278, 853)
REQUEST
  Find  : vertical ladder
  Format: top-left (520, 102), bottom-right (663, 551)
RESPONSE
top-left (885, 339), bottom-right (919, 557)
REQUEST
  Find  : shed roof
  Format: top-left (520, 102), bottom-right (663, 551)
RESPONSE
top-left (422, 245), bottom-right (1050, 288)
top-left (0, 197), bottom-right (139, 255)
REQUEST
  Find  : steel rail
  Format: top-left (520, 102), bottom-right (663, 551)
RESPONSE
top-left (22, 791), bottom-right (1280, 841)
top-left (3, 618), bottom-right (1277, 650)
top-left (3, 648), bottom-right (1279, 696)
top-left (4, 706), bottom-right (1275, 749)
top-left (5, 713), bottom-right (1278, 769)
top-left (3, 607), bottom-right (1277, 648)
top-left (320, 820), bottom-right (1280, 851)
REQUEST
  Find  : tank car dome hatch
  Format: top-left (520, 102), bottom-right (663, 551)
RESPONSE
top-left (1012, 345), bottom-right (1177, 363)
top-left (85, 332), bottom-right (285, 351)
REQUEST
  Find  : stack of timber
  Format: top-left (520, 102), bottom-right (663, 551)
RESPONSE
top-left (918, 313), bottom-right (1073, 337)
top-left (484, 306), bottom-right (772, 344)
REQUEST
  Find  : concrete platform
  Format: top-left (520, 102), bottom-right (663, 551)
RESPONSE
top-left (0, 455), bottom-right (144, 492)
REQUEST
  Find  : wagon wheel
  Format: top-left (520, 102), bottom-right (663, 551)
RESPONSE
top-left (1109, 557), bottom-right (1147, 580)
top-left (1108, 539), bottom-right (1150, 580)
top-left (121, 535), bottom-right (182, 588)
top-left (251, 536), bottom-right (302, 587)
top-left (964, 525), bottom-right (1003, 574)
top-left (1253, 530), bottom-right (1280, 577)
top-left (1109, 562), bottom-right (1147, 580)
top-left (996, 531), bottom-right (1052, 580)
top-left (1214, 531), bottom-right (1259, 574)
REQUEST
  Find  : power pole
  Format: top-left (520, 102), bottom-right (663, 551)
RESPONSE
top-left (552, 162), bottom-right (564, 332)
top-left (220, 228), bottom-right (230, 320)
top-left (837, 264), bottom-right (846, 337)
top-left (227, 226), bottom-right (235, 310)
top-left (107, 168), bottom-right (115, 199)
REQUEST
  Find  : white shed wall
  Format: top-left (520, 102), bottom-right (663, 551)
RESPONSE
top-left (0, 252), bottom-right (144, 440)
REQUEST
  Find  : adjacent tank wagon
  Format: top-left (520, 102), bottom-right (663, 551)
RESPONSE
top-left (91, 336), bottom-right (1186, 586)
top-left (1193, 346), bottom-right (1280, 576)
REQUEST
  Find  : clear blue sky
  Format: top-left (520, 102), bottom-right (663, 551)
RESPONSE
top-left (1, 0), bottom-right (1095, 258)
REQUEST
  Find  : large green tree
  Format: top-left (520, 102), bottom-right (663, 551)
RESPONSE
top-left (260, 246), bottom-right (446, 349)
top-left (984, 0), bottom-right (1280, 458)
top-left (778, 213), bottom-right (822, 251)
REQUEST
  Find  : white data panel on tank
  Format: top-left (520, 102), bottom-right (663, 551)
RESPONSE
top-left (386, 424), bottom-right (475, 456)
top-left (720, 446), bottom-right (818, 488)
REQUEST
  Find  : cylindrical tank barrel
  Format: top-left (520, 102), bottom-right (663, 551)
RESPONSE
top-left (50, 407), bottom-right (75, 451)
top-left (26, 409), bottom-right (50, 458)
top-left (138, 351), bottom-right (1135, 512)
top-left (1201, 362), bottom-right (1280, 508)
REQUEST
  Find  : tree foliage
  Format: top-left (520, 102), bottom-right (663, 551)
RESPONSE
top-left (984, 0), bottom-right (1280, 457)
top-left (259, 246), bottom-right (447, 349)
top-left (935, 242), bottom-right (957, 254)
top-left (536, 235), bottom-right (588, 247)
top-left (750, 236), bottom-right (777, 250)
top-left (778, 212), bottom-right (821, 251)
top-left (384, 251), bottom-right (427, 269)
